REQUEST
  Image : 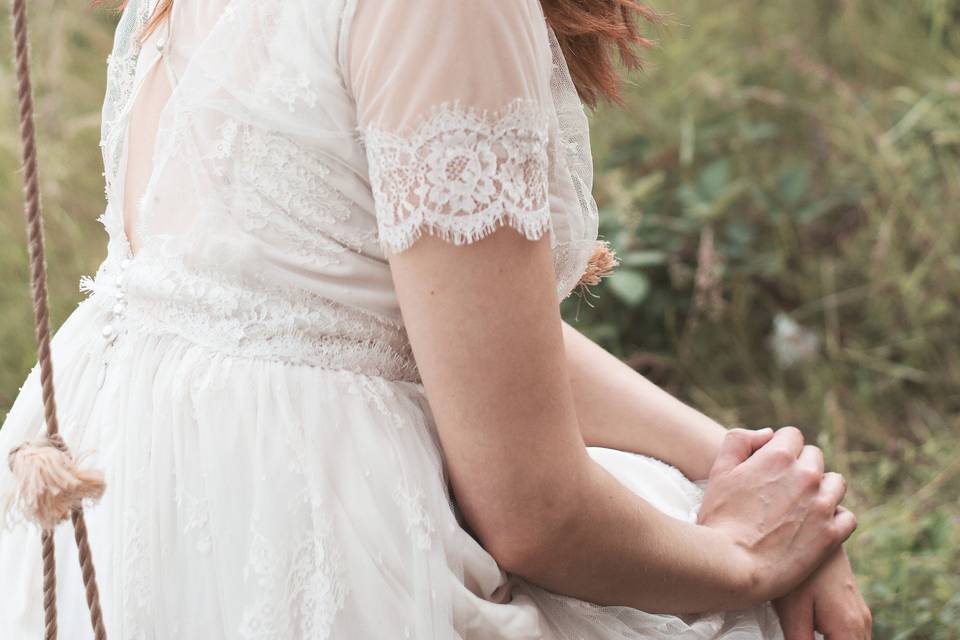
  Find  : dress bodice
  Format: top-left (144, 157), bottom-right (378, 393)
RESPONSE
top-left (84, 0), bottom-right (600, 382)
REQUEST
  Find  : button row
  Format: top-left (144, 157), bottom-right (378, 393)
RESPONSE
top-left (101, 258), bottom-right (131, 343)
top-left (96, 257), bottom-right (131, 390)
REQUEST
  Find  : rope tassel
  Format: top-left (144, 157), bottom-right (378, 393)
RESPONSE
top-left (7, 436), bottom-right (105, 531)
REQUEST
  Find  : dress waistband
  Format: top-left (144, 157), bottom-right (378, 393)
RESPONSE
top-left (80, 254), bottom-right (421, 383)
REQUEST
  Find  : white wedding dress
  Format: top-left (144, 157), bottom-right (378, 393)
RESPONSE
top-left (0, 0), bottom-right (784, 637)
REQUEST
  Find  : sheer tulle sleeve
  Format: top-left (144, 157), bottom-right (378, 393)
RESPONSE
top-left (342, 0), bottom-right (555, 253)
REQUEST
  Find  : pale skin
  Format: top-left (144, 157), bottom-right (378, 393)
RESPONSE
top-left (562, 320), bottom-right (873, 637)
top-left (389, 227), bottom-right (872, 633)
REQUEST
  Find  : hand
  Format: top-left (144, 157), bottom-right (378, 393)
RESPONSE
top-left (775, 547), bottom-right (872, 639)
top-left (697, 427), bottom-right (858, 604)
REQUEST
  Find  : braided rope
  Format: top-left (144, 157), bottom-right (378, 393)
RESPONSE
top-left (41, 530), bottom-right (57, 640)
top-left (72, 510), bottom-right (107, 640)
top-left (9, 0), bottom-right (108, 637)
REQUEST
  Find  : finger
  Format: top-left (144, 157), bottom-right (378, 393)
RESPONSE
top-left (745, 427), bottom-right (776, 450)
top-left (818, 472), bottom-right (847, 508)
top-left (711, 428), bottom-right (773, 476)
top-left (775, 597), bottom-right (815, 640)
top-left (765, 426), bottom-right (805, 459)
top-left (797, 445), bottom-right (825, 477)
top-left (831, 506), bottom-right (858, 544)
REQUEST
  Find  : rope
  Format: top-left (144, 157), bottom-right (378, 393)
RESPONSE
top-left (8, 0), bottom-right (108, 636)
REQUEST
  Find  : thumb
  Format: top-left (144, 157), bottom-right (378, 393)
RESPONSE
top-left (710, 428), bottom-right (774, 477)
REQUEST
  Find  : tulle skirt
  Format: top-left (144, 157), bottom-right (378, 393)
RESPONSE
top-left (0, 298), bottom-right (783, 638)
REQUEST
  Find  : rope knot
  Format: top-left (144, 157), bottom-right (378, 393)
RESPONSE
top-left (6, 435), bottom-right (105, 530)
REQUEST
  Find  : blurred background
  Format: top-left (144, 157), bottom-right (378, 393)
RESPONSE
top-left (0, 0), bottom-right (957, 636)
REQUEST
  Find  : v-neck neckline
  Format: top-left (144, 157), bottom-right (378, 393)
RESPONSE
top-left (107, 0), bottom-right (234, 262)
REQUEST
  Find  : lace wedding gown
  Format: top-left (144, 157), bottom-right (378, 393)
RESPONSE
top-left (0, 0), bottom-right (784, 637)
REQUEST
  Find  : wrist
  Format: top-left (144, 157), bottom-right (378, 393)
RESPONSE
top-left (687, 424), bottom-right (726, 482)
top-left (694, 523), bottom-right (765, 610)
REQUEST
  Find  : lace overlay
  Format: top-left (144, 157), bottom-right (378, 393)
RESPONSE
top-left (80, 252), bottom-right (421, 382)
top-left (393, 481), bottom-right (437, 551)
top-left (208, 117), bottom-right (362, 263)
top-left (363, 99), bottom-right (553, 253)
top-left (240, 524), bottom-right (347, 640)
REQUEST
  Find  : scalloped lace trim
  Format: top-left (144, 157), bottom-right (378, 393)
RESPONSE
top-left (363, 98), bottom-right (553, 253)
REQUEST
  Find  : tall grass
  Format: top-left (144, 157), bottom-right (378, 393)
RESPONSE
top-left (0, 1), bottom-right (957, 637)
top-left (561, 1), bottom-right (960, 635)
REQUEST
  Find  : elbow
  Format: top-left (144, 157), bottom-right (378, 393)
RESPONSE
top-left (449, 453), bottom-right (595, 581)
top-left (485, 535), bottom-right (554, 581)
top-left (477, 495), bottom-right (582, 581)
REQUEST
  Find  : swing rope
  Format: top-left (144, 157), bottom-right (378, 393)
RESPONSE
top-left (8, 0), bottom-right (108, 637)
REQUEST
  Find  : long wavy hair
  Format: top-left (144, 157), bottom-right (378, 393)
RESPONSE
top-left (114, 0), bottom-right (656, 106)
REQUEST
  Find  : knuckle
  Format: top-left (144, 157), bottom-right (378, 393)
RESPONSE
top-left (821, 473), bottom-right (846, 498)
top-left (803, 444), bottom-right (824, 461)
top-left (798, 466), bottom-right (822, 487)
top-left (842, 611), bottom-right (870, 632)
top-left (813, 494), bottom-right (835, 514)
top-left (835, 472), bottom-right (849, 494)
top-left (768, 447), bottom-right (794, 466)
top-left (830, 517), bottom-right (854, 541)
top-left (844, 512), bottom-right (859, 534)
top-left (825, 470), bottom-right (846, 486)
top-left (725, 429), bottom-right (749, 443)
top-left (779, 425), bottom-right (804, 443)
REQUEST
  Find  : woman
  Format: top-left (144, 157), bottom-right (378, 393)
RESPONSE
top-left (0, 0), bottom-right (871, 637)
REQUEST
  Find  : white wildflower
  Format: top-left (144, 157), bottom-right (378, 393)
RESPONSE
top-left (769, 312), bottom-right (820, 368)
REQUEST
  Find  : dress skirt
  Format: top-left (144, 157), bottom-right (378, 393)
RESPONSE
top-left (0, 297), bottom-right (783, 638)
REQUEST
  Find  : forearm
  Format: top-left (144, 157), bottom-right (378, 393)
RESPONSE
top-left (391, 231), bottom-right (758, 614)
top-left (561, 321), bottom-right (726, 481)
top-left (504, 454), bottom-right (753, 614)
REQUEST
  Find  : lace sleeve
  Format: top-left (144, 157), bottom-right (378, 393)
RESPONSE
top-left (343, 0), bottom-right (555, 254)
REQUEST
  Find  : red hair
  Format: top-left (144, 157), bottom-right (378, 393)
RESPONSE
top-left (541, 0), bottom-right (657, 106)
top-left (112, 0), bottom-right (656, 106)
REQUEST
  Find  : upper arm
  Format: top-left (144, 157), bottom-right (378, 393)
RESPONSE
top-left (344, 0), bottom-right (591, 558)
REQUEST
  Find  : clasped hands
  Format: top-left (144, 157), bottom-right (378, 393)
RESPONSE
top-left (697, 427), bottom-right (872, 639)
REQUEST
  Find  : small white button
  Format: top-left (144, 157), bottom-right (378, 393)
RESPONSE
top-left (102, 325), bottom-right (115, 339)
top-left (112, 303), bottom-right (125, 317)
top-left (156, 37), bottom-right (165, 52)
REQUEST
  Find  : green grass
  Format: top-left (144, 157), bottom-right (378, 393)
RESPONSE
top-left (1, 1), bottom-right (958, 637)
top-left (561, 2), bottom-right (960, 636)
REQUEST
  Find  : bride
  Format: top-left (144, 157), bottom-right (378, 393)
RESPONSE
top-left (0, 0), bottom-right (871, 637)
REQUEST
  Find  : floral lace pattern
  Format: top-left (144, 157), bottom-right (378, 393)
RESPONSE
top-left (121, 508), bottom-right (152, 640)
top-left (240, 525), bottom-right (347, 640)
top-left (99, 0), bottom-right (150, 207)
top-left (393, 481), bottom-right (436, 550)
top-left (80, 252), bottom-right (421, 382)
top-left (260, 62), bottom-right (319, 112)
top-left (209, 117), bottom-right (363, 263)
top-left (363, 99), bottom-right (553, 253)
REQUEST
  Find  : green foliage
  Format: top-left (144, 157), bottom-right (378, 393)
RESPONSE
top-left (561, 1), bottom-right (960, 635)
top-left (0, 0), bottom-right (113, 409)
top-left (847, 438), bottom-right (960, 638)
top-left (0, 0), bottom-right (956, 637)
